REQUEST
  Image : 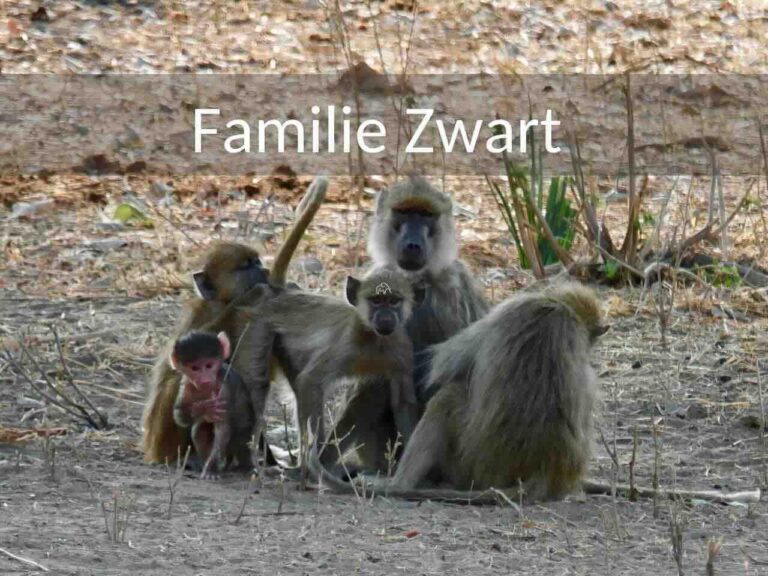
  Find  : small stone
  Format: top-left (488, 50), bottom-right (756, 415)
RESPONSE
top-left (296, 256), bottom-right (324, 275)
top-left (85, 238), bottom-right (128, 252)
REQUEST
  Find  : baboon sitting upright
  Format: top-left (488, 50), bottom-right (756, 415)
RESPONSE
top-left (325, 176), bottom-right (488, 472)
top-left (312, 282), bottom-right (606, 501)
top-left (142, 177), bottom-right (327, 464)
top-left (170, 331), bottom-right (255, 479)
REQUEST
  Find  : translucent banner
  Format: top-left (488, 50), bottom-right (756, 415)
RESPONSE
top-left (1, 74), bottom-right (765, 176)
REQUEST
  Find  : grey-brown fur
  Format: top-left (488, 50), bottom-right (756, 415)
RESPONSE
top-left (313, 282), bottom-right (604, 502)
top-left (142, 176), bottom-right (327, 465)
top-left (367, 176), bottom-right (455, 272)
top-left (237, 266), bottom-right (421, 469)
top-left (326, 176), bottom-right (488, 473)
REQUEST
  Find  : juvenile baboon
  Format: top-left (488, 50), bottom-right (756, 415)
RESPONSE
top-left (312, 282), bottom-right (606, 502)
top-left (142, 177), bottom-right (328, 464)
top-left (326, 176), bottom-right (488, 472)
top-left (170, 331), bottom-right (255, 479)
top-left (238, 266), bottom-right (424, 468)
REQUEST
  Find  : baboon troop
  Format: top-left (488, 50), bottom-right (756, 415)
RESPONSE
top-left (142, 176), bottom-right (327, 464)
top-left (142, 175), bottom-right (605, 503)
top-left (311, 282), bottom-right (604, 501)
top-left (237, 265), bottom-right (424, 470)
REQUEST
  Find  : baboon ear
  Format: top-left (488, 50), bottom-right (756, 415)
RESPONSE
top-left (345, 276), bottom-right (361, 306)
top-left (217, 331), bottom-right (231, 360)
top-left (193, 271), bottom-right (216, 300)
top-left (413, 284), bottom-right (427, 307)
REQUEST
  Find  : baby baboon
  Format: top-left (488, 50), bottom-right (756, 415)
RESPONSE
top-left (142, 177), bottom-right (327, 464)
top-left (171, 331), bottom-right (255, 479)
top-left (326, 176), bottom-right (488, 472)
top-left (238, 266), bottom-right (424, 467)
top-left (313, 282), bottom-right (606, 502)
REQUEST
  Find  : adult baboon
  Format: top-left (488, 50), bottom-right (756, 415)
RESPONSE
top-left (142, 177), bottom-right (327, 464)
top-left (312, 282), bottom-right (605, 502)
top-left (326, 176), bottom-right (488, 472)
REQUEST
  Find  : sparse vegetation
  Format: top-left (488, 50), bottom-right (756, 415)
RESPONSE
top-left (0, 1), bottom-right (767, 574)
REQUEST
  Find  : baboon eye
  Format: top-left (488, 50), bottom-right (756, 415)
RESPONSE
top-left (205, 362), bottom-right (214, 370)
top-left (370, 296), bottom-right (386, 306)
top-left (191, 366), bottom-right (199, 372)
top-left (390, 297), bottom-right (402, 305)
top-left (239, 257), bottom-right (258, 270)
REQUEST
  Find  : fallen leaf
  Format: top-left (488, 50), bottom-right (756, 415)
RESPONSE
top-left (7, 18), bottom-right (21, 36)
top-left (114, 203), bottom-right (153, 227)
top-left (0, 427), bottom-right (68, 443)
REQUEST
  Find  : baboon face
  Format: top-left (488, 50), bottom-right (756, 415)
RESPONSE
top-left (390, 208), bottom-right (438, 271)
top-left (193, 244), bottom-right (268, 302)
top-left (177, 355), bottom-right (223, 389)
top-left (171, 331), bottom-right (229, 388)
top-left (224, 254), bottom-right (269, 296)
top-left (347, 274), bottom-right (423, 337)
top-left (366, 290), bottom-right (405, 336)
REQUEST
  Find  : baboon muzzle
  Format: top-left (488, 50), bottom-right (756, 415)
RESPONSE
top-left (372, 309), bottom-right (398, 336)
top-left (398, 236), bottom-right (427, 271)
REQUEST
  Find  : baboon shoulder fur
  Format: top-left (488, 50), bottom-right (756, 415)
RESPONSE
top-left (391, 281), bottom-right (603, 500)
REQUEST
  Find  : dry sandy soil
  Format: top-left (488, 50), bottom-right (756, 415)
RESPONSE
top-left (2, 1), bottom-right (768, 575)
top-left (2, 184), bottom-right (767, 576)
top-left (1, 274), bottom-right (768, 576)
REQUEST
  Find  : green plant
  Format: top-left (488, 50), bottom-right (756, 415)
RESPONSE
top-left (696, 263), bottom-right (743, 288)
top-left (488, 164), bottom-right (528, 268)
top-left (538, 176), bottom-right (576, 265)
top-left (488, 167), bottom-right (576, 273)
top-left (599, 259), bottom-right (621, 282)
top-left (487, 117), bottom-right (577, 276)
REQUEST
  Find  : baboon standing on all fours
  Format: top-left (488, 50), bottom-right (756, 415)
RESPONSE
top-left (312, 282), bottom-right (606, 501)
top-left (324, 176), bottom-right (489, 473)
top-left (235, 265), bottom-right (424, 470)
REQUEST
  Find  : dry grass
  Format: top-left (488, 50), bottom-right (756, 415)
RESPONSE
top-left (1, 194), bottom-right (767, 573)
top-left (1, 1), bottom-right (768, 573)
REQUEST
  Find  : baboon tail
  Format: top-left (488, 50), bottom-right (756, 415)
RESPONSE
top-left (270, 176), bottom-right (328, 286)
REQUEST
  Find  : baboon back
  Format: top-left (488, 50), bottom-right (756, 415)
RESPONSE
top-left (456, 295), bottom-right (597, 495)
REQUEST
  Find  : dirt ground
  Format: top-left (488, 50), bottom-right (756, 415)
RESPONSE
top-left (2, 197), bottom-right (768, 576)
top-left (2, 1), bottom-right (768, 574)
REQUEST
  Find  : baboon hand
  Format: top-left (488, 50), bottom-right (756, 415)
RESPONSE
top-left (191, 397), bottom-right (227, 423)
top-left (200, 461), bottom-right (221, 480)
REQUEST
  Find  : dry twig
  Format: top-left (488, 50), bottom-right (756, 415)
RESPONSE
top-left (166, 446), bottom-right (191, 519)
top-left (0, 547), bottom-right (49, 572)
top-left (3, 341), bottom-right (106, 430)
